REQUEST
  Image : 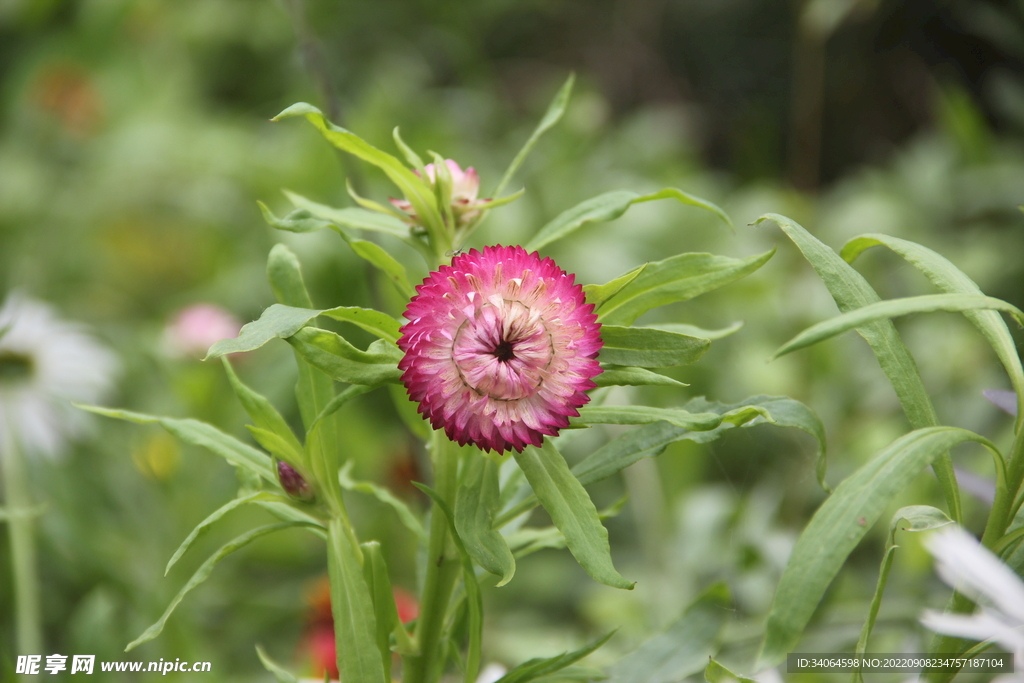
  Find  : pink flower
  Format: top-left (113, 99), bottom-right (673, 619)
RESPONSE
top-left (397, 246), bottom-right (602, 453)
top-left (162, 304), bottom-right (241, 359)
top-left (390, 159), bottom-right (491, 228)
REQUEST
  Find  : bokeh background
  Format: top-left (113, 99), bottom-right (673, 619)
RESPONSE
top-left (2, 0), bottom-right (1023, 679)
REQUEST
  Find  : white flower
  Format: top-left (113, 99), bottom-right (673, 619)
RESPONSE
top-left (920, 526), bottom-right (1024, 676)
top-left (476, 663), bottom-right (508, 683)
top-left (0, 292), bottom-right (118, 458)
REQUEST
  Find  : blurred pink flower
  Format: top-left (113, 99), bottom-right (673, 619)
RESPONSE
top-left (397, 246), bottom-right (602, 453)
top-left (162, 303), bottom-right (241, 359)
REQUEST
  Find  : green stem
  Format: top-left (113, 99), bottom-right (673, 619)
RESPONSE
top-left (3, 420), bottom-right (42, 658)
top-left (403, 432), bottom-right (462, 683)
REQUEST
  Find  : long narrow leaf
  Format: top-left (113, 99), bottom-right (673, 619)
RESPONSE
top-left (757, 427), bottom-right (997, 667)
top-left (597, 250), bottom-right (775, 325)
top-left (288, 328), bottom-right (403, 386)
top-left (496, 631), bottom-right (615, 683)
top-left (222, 358), bottom-right (305, 467)
top-left (843, 233), bottom-right (1024, 434)
top-left (273, 103), bottom-right (445, 246)
top-left (78, 405), bottom-right (275, 484)
top-left (525, 188), bottom-right (731, 253)
top-left (255, 645), bottom-right (299, 683)
top-left (492, 73), bottom-right (575, 199)
top-left (327, 519), bottom-right (388, 683)
top-left (606, 583), bottom-right (731, 683)
top-left (599, 326), bottom-right (709, 367)
top-left (165, 491), bottom-right (287, 575)
top-left (775, 294), bottom-right (1024, 359)
top-left (128, 522), bottom-right (310, 650)
top-left (413, 483), bottom-right (485, 683)
top-left (339, 462), bottom-right (425, 540)
top-left (283, 189), bottom-right (410, 238)
top-left (756, 213), bottom-right (962, 522)
top-left (455, 456), bottom-right (516, 585)
top-left (513, 441), bottom-right (633, 589)
top-left (594, 366), bottom-right (687, 388)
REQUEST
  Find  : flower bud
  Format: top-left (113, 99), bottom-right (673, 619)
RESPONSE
top-left (277, 461), bottom-right (314, 501)
top-left (390, 159), bottom-right (492, 229)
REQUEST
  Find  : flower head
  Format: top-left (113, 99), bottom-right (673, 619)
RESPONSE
top-left (397, 245), bottom-right (602, 453)
top-left (0, 292), bottom-right (118, 458)
top-left (162, 303), bottom-right (242, 359)
top-left (920, 526), bottom-right (1024, 669)
top-left (390, 159), bottom-right (491, 228)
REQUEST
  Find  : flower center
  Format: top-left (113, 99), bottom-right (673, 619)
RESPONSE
top-left (451, 299), bottom-right (554, 401)
top-left (491, 339), bottom-right (516, 363)
top-left (0, 351), bottom-right (33, 385)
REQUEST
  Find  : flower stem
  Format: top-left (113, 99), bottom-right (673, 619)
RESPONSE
top-left (3, 421), bottom-right (42, 658)
top-left (403, 432), bottom-right (462, 683)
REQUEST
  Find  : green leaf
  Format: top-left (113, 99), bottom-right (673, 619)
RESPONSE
top-left (311, 384), bottom-right (377, 430)
top-left (392, 127), bottom-right (428, 177)
top-left (594, 366), bottom-right (687, 388)
top-left (255, 645), bottom-right (299, 683)
top-left (525, 188), bottom-right (732, 253)
top-left (127, 522), bottom-right (309, 651)
top-left (288, 328), bottom-right (403, 386)
top-left (506, 526), bottom-right (566, 558)
top-left (583, 264), bottom-right (647, 309)
top-left (338, 462), bottom-right (425, 540)
top-left (512, 441), bottom-right (633, 589)
top-left (361, 541), bottom-right (396, 678)
top-left (347, 238), bottom-right (417, 299)
top-left (493, 73), bottom-right (575, 199)
top-left (577, 395), bottom-right (823, 485)
top-left (326, 518), bottom-right (388, 683)
top-left (774, 294), bottom-right (1024, 359)
top-left (756, 213), bottom-right (962, 523)
top-left (704, 659), bottom-right (757, 683)
top-left (597, 250), bottom-right (775, 325)
top-left (854, 505), bottom-right (952, 678)
top-left (267, 243), bottom-right (314, 308)
top-left (360, 541), bottom-right (417, 657)
top-left (575, 405), bottom-right (765, 431)
top-left (79, 405), bottom-right (276, 485)
top-left (209, 304), bottom-right (401, 360)
top-left (643, 321), bottom-right (744, 340)
top-left (222, 357), bottom-right (305, 467)
top-left (496, 396), bottom-right (824, 529)
top-left (412, 482), bottom-right (485, 683)
top-left (206, 304), bottom-right (319, 359)
top-left (599, 326), bottom-right (709, 367)
top-left (282, 190), bottom-right (411, 238)
top-left (757, 427), bottom-right (997, 667)
top-left (259, 202), bottom-right (333, 234)
top-left (273, 103), bottom-right (445, 248)
top-left (164, 491), bottom-right (292, 575)
top-left (495, 631), bottom-right (615, 683)
top-left (319, 307), bottom-right (402, 343)
top-left (455, 456), bottom-right (516, 586)
top-left (843, 233), bottom-right (1024, 433)
top-left (606, 583), bottom-right (731, 683)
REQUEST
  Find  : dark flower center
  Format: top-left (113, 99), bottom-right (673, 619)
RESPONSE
top-left (0, 351), bottom-right (33, 384)
top-left (491, 339), bottom-right (516, 362)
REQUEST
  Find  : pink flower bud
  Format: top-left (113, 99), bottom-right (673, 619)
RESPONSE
top-left (162, 304), bottom-right (241, 359)
top-left (277, 461), bottom-right (313, 501)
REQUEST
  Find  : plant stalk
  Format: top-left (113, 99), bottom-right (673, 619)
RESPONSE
top-left (3, 420), bottom-right (42, 659)
top-left (403, 432), bottom-right (462, 683)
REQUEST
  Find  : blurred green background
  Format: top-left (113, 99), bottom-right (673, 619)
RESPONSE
top-left (2, 0), bottom-right (1023, 679)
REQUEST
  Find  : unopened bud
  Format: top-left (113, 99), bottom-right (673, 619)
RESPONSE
top-left (277, 461), bottom-right (313, 501)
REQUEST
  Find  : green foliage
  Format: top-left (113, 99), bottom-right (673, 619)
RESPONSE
top-left (606, 583), bottom-right (731, 683)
